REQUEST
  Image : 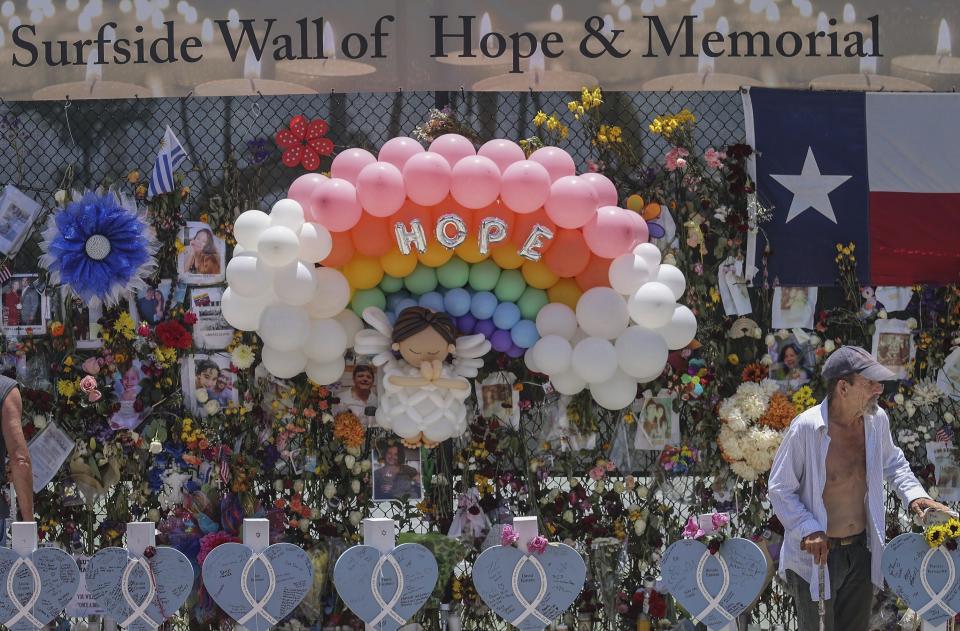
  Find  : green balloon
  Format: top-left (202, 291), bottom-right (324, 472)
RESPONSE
top-left (494, 269), bottom-right (527, 303)
top-left (404, 264), bottom-right (438, 295)
top-left (437, 257), bottom-right (470, 289)
top-left (379, 274), bottom-right (404, 293)
top-left (518, 287), bottom-right (549, 320)
top-left (468, 260), bottom-right (501, 292)
top-left (351, 288), bottom-right (386, 317)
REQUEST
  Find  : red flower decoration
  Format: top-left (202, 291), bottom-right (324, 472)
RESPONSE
top-left (274, 115), bottom-right (333, 171)
top-left (155, 319), bottom-right (193, 349)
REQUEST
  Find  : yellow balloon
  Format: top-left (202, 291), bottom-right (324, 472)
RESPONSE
top-left (521, 260), bottom-right (559, 290)
top-left (455, 239), bottom-right (490, 264)
top-left (380, 247), bottom-right (418, 278)
top-left (547, 278), bottom-right (583, 310)
top-left (342, 255), bottom-right (384, 290)
top-left (491, 242), bottom-right (525, 270)
top-left (418, 240), bottom-right (454, 268)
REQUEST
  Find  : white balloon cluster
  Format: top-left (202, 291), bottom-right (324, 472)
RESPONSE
top-left (524, 242), bottom-right (697, 410)
top-left (221, 199), bottom-right (365, 383)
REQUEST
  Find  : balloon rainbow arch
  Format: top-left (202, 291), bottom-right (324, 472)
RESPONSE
top-left (222, 133), bottom-right (697, 437)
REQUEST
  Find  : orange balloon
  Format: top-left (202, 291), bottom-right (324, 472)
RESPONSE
top-left (547, 278), bottom-right (583, 310)
top-left (521, 260), bottom-right (559, 289)
top-left (380, 246), bottom-right (419, 277)
top-left (430, 196), bottom-right (478, 233)
top-left (491, 241), bottom-right (525, 269)
top-left (351, 214), bottom-right (394, 257)
top-left (543, 229), bottom-right (590, 278)
top-left (455, 238), bottom-right (489, 263)
top-left (575, 254), bottom-right (613, 291)
top-left (418, 240), bottom-right (454, 267)
top-left (322, 230), bottom-right (355, 268)
top-left (642, 202), bottom-right (662, 221)
top-left (513, 208), bottom-right (557, 254)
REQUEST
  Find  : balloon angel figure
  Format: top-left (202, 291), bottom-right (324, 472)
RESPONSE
top-left (355, 306), bottom-right (490, 447)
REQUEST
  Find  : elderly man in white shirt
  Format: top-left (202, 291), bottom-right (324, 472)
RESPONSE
top-left (768, 345), bottom-right (949, 630)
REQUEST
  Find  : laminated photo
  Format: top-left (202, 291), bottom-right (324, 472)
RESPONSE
top-left (177, 222), bottom-right (226, 285)
top-left (183, 353), bottom-right (239, 417)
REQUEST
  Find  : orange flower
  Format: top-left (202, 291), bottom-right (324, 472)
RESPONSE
top-left (274, 498), bottom-right (287, 509)
top-left (49, 321), bottom-right (65, 337)
top-left (741, 363), bottom-right (768, 383)
top-left (333, 411), bottom-right (365, 449)
top-left (759, 392), bottom-right (795, 430)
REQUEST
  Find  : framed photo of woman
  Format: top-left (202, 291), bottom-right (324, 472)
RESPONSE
top-left (177, 222), bottom-right (225, 285)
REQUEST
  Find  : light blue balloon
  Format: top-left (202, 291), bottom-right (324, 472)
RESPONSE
top-left (470, 291), bottom-right (498, 320)
top-left (444, 288), bottom-right (472, 317)
top-left (395, 298), bottom-right (418, 314)
top-left (419, 291), bottom-right (445, 312)
top-left (510, 319), bottom-right (540, 349)
top-left (386, 291), bottom-right (411, 312)
top-left (386, 311), bottom-right (398, 325)
top-left (493, 302), bottom-right (521, 330)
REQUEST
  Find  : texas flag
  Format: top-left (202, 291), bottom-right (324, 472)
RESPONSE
top-left (744, 88), bottom-right (960, 286)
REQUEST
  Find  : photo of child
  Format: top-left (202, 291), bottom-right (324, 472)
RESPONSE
top-left (633, 393), bottom-right (679, 450)
top-left (108, 360), bottom-right (144, 430)
top-left (184, 353), bottom-right (238, 416)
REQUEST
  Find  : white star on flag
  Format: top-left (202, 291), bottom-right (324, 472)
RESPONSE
top-left (771, 147), bottom-right (852, 224)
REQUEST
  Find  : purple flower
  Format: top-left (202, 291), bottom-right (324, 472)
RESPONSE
top-left (527, 535), bottom-right (549, 554)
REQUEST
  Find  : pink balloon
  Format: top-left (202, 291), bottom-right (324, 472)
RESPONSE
top-left (287, 173), bottom-right (327, 215)
top-left (356, 162), bottom-right (406, 217)
top-left (583, 206), bottom-right (648, 258)
top-left (309, 178), bottom-right (362, 232)
top-left (580, 172), bottom-right (618, 207)
top-left (478, 139), bottom-right (525, 173)
top-left (544, 175), bottom-right (599, 229)
top-left (331, 148), bottom-right (376, 184)
top-left (450, 155), bottom-right (501, 209)
top-left (630, 211), bottom-right (650, 245)
top-left (428, 133), bottom-right (476, 167)
top-left (530, 146), bottom-right (576, 182)
top-left (500, 160), bottom-right (551, 214)
top-left (403, 152), bottom-right (452, 206)
top-left (378, 136), bottom-right (424, 170)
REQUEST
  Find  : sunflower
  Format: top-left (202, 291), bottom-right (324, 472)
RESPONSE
top-left (741, 363), bottom-right (768, 383)
top-left (946, 518), bottom-right (960, 539)
top-left (926, 524), bottom-right (947, 548)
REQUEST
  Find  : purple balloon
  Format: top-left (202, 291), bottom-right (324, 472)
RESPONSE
top-left (506, 343), bottom-right (525, 358)
top-left (475, 319), bottom-right (496, 339)
top-left (491, 329), bottom-right (514, 353)
top-left (457, 314), bottom-right (477, 334)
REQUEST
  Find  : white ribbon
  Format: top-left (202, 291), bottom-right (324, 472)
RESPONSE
top-left (120, 557), bottom-right (162, 628)
top-left (236, 553), bottom-right (279, 627)
top-left (368, 553), bottom-right (406, 628)
top-left (4, 557), bottom-right (43, 629)
top-left (914, 547), bottom-right (957, 619)
top-left (692, 550), bottom-right (737, 624)
top-left (509, 554), bottom-right (553, 627)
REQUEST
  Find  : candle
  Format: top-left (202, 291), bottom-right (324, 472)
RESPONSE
top-left (640, 68), bottom-right (763, 91)
top-left (810, 36), bottom-right (931, 91)
top-left (32, 44), bottom-right (149, 99)
top-left (891, 19), bottom-right (960, 91)
top-left (195, 48), bottom-right (316, 96)
top-left (721, 0), bottom-right (818, 85)
top-left (434, 11), bottom-right (514, 85)
top-left (172, 13), bottom-right (268, 90)
top-left (472, 49), bottom-right (597, 91)
top-left (275, 20), bottom-right (377, 92)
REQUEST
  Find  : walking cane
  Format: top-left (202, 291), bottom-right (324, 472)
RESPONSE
top-left (817, 563), bottom-right (826, 631)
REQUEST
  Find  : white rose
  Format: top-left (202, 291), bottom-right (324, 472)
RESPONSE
top-left (751, 327), bottom-right (762, 339)
top-left (194, 388), bottom-right (209, 403)
top-left (809, 335), bottom-right (821, 346)
top-left (614, 481), bottom-right (625, 494)
top-left (878, 309), bottom-right (888, 319)
top-left (906, 318), bottom-right (918, 330)
top-left (322, 413), bottom-right (334, 424)
top-left (765, 334), bottom-right (775, 347)
top-left (824, 340), bottom-right (835, 353)
top-left (349, 511), bottom-right (362, 526)
top-left (347, 446), bottom-right (362, 457)
top-left (595, 480), bottom-right (605, 494)
top-left (636, 486), bottom-right (649, 500)
top-left (352, 464), bottom-right (363, 475)
top-left (311, 508), bottom-right (321, 519)
top-left (894, 393), bottom-right (905, 405)
top-left (204, 399), bottom-right (220, 415)
top-left (299, 519), bottom-right (311, 532)
top-left (273, 480), bottom-right (284, 492)
top-left (761, 354), bottom-right (773, 366)
top-left (634, 519), bottom-right (646, 536)
top-left (323, 482), bottom-right (336, 499)
top-left (351, 479), bottom-right (361, 494)
top-left (361, 461), bottom-right (371, 472)
top-left (293, 480), bottom-right (304, 493)
top-left (563, 510), bottom-right (574, 523)
top-left (54, 189), bottom-right (67, 205)
top-left (344, 455), bottom-right (356, 469)
top-left (33, 414), bottom-right (47, 429)
top-left (946, 412), bottom-right (956, 423)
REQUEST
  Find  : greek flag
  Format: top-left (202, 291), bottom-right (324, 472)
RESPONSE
top-left (147, 126), bottom-right (187, 199)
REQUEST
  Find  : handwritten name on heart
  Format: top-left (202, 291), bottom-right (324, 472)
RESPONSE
top-left (0, 547), bottom-right (80, 631)
top-left (201, 542), bottom-right (313, 630)
top-left (660, 538), bottom-right (767, 630)
top-left (472, 543), bottom-right (586, 631)
top-left (883, 533), bottom-right (960, 626)
top-left (86, 547), bottom-right (194, 631)
top-left (333, 543), bottom-right (438, 631)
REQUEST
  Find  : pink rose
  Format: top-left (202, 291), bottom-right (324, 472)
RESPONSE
top-left (501, 525), bottom-right (520, 547)
top-left (664, 147), bottom-right (690, 172)
top-left (705, 148), bottom-right (726, 169)
top-left (81, 357), bottom-right (101, 376)
top-left (527, 535), bottom-right (548, 554)
top-left (682, 516), bottom-right (704, 540)
top-left (79, 375), bottom-right (102, 403)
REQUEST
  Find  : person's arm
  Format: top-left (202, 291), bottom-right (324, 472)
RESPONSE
top-left (878, 411), bottom-right (937, 513)
top-left (1, 388), bottom-right (32, 520)
top-left (767, 423), bottom-right (825, 542)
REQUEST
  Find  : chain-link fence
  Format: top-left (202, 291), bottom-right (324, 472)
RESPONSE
top-left (0, 90), bottom-right (826, 630)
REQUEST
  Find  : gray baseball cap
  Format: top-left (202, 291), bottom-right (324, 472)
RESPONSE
top-left (821, 345), bottom-right (897, 381)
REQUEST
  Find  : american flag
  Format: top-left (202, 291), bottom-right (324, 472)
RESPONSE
top-left (936, 425), bottom-right (955, 444)
top-left (147, 126), bottom-right (187, 199)
top-left (0, 264), bottom-right (11, 285)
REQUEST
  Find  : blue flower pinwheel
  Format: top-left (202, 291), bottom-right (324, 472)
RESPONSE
top-left (41, 190), bottom-right (157, 306)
